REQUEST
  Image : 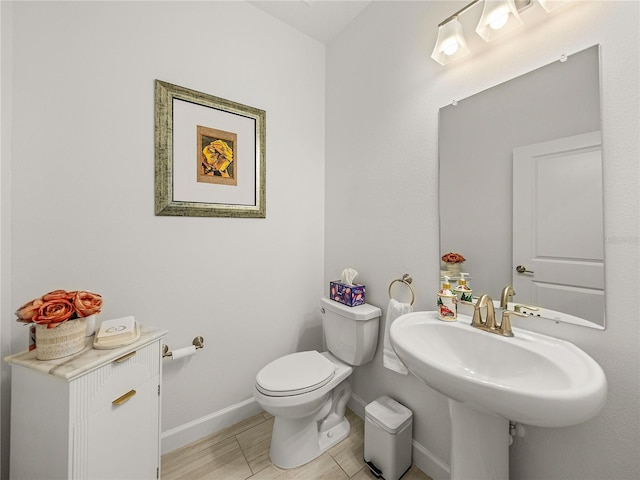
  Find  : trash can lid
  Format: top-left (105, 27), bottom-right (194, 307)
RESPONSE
top-left (365, 395), bottom-right (413, 434)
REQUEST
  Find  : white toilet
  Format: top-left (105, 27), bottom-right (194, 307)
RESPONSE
top-left (253, 297), bottom-right (381, 469)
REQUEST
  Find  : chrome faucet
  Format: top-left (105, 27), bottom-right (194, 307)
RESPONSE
top-left (472, 294), bottom-right (525, 337)
top-left (500, 285), bottom-right (515, 309)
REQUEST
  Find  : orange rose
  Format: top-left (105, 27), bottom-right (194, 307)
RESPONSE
top-left (74, 291), bottom-right (103, 317)
top-left (33, 299), bottom-right (76, 328)
top-left (15, 298), bottom-right (44, 322)
top-left (441, 252), bottom-right (465, 263)
top-left (42, 289), bottom-right (76, 302)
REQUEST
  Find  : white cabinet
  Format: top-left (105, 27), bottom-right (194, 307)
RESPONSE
top-left (6, 325), bottom-right (167, 480)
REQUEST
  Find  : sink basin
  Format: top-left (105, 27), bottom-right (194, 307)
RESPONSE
top-left (390, 311), bottom-right (607, 427)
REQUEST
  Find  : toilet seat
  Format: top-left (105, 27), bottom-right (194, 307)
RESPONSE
top-left (256, 351), bottom-right (336, 397)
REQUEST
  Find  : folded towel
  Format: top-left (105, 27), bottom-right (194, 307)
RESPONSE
top-left (383, 298), bottom-right (412, 375)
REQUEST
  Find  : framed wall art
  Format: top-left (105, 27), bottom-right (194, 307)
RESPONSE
top-left (154, 80), bottom-right (266, 218)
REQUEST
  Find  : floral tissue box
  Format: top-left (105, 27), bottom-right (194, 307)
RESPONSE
top-left (330, 281), bottom-right (365, 307)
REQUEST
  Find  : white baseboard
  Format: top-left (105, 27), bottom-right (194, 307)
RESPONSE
top-left (411, 440), bottom-right (451, 480)
top-left (347, 392), bottom-right (368, 418)
top-left (348, 393), bottom-right (450, 480)
top-left (161, 397), bottom-right (263, 454)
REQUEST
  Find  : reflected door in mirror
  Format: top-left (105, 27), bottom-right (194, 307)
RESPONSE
top-left (513, 131), bottom-right (604, 326)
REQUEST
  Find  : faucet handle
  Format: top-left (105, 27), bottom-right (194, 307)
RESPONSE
top-left (514, 304), bottom-right (540, 313)
top-left (500, 311), bottom-right (528, 337)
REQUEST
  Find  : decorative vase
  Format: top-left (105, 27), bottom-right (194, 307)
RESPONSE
top-left (84, 314), bottom-right (97, 337)
top-left (445, 262), bottom-right (462, 275)
top-left (35, 317), bottom-right (87, 360)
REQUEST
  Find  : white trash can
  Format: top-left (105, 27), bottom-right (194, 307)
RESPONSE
top-left (364, 395), bottom-right (413, 480)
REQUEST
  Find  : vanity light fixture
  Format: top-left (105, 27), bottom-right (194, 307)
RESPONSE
top-left (431, 0), bottom-right (568, 65)
top-left (476, 0), bottom-right (523, 42)
top-left (430, 16), bottom-right (470, 65)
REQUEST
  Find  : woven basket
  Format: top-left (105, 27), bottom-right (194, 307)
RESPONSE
top-left (35, 317), bottom-right (87, 360)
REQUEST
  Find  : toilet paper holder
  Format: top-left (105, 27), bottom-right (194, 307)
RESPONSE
top-left (162, 336), bottom-right (204, 358)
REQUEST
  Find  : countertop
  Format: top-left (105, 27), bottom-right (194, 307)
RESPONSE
top-left (4, 323), bottom-right (168, 380)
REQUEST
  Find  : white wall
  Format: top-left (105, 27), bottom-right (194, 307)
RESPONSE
top-left (0, 3), bottom-right (13, 478)
top-left (326, 1), bottom-right (639, 479)
top-left (3, 1), bottom-right (639, 479)
top-left (2, 0), bottom-right (326, 469)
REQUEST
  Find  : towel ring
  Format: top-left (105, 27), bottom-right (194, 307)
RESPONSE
top-left (388, 274), bottom-right (415, 306)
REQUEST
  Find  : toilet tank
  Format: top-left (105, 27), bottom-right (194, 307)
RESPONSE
top-left (320, 297), bottom-right (381, 366)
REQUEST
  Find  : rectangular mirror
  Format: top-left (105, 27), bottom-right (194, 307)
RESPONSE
top-left (439, 45), bottom-right (605, 329)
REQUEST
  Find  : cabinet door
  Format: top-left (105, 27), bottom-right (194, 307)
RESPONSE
top-left (86, 375), bottom-right (159, 480)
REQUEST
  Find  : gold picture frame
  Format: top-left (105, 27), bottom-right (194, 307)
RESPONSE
top-left (154, 80), bottom-right (266, 218)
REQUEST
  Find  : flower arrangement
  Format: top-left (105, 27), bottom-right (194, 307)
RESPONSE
top-left (16, 289), bottom-right (103, 329)
top-left (441, 252), bottom-right (465, 264)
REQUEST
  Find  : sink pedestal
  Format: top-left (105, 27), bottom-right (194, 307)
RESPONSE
top-left (449, 400), bottom-right (509, 480)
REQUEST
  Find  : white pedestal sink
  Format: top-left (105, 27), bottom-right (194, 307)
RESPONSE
top-left (390, 311), bottom-right (607, 480)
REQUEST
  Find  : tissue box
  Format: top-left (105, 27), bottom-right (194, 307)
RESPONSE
top-left (330, 281), bottom-right (366, 307)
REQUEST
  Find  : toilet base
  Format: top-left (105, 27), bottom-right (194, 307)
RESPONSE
top-left (254, 356), bottom-right (355, 470)
top-left (269, 415), bottom-right (350, 469)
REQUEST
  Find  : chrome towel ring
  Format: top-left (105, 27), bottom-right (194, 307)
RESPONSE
top-left (388, 274), bottom-right (415, 306)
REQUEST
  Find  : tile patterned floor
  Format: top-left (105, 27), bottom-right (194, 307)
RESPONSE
top-left (161, 409), bottom-right (432, 480)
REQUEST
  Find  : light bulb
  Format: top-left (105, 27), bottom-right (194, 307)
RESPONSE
top-left (476, 1), bottom-right (522, 42)
top-left (443, 40), bottom-right (459, 56)
top-left (489, 11), bottom-right (509, 30)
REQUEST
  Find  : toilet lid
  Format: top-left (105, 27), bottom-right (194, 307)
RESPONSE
top-left (256, 351), bottom-right (335, 397)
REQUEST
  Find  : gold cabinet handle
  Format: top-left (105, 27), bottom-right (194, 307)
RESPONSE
top-left (114, 351), bottom-right (136, 363)
top-left (112, 389), bottom-right (136, 406)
